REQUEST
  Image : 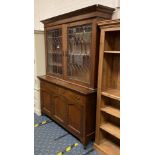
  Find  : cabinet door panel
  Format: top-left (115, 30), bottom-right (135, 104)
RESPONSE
top-left (67, 24), bottom-right (92, 84)
top-left (46, 28), bottom-right (63, 76)
top-left (67, 103), bottom-right (84, 136)
top-left (41, 91), bottom-right (52, 116)
top-left (53, 96), bottom-right (66, 124)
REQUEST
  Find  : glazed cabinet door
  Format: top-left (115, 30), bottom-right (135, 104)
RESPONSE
top-left (66, 22), bottom-right (92, 86)
top-left (46, 26), bottom-right (63, 77)
top-left (41, 90), bottom-right (52, 117)
top-left (52, 95), bottom-right (67, 124)
top-left (67, 102), bottom-right (84, 137)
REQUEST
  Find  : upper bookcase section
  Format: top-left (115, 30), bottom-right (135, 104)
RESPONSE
top-left (41, 4), bottom-right (115, 27)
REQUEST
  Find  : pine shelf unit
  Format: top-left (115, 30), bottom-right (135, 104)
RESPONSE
top-left (94, 19), bottom-right (120, 155)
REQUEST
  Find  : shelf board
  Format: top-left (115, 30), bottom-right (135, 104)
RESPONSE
top-left (94, 139), bottom-right (120, 155)
top-left (101, 89), bottom-right (120, 101)
top-left (104, 51), bottom-right (120, 54)
top-left (101, 106), bottom-right (120, 118)
top-left (100, 123), bottom-right (120, 139)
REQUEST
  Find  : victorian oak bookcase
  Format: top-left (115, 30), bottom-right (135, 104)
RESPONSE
top-left (94, 19), bottom-right (120, 154)
top-left (38, 5), bottom-right (114, 147)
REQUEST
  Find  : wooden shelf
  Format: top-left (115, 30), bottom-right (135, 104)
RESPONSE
top-left (102, 89), bottom-right (120, 101)
top-left (94, 139), bottom-right (120, 155)
top-left (104, 51), bottom-right (120, 54)
top-left (100, 123), bottom-right (120, 139)
top-left (101, 106), bottom-right (120, 118)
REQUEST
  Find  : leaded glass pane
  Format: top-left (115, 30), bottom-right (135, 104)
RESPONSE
top-left (67, 24), bottom-right (92, 84)
top-left (47, 29), bottom-right (63, 75)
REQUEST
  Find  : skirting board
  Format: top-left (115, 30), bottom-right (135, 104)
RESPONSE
top-left (34, 107), bottom-right (41, 116)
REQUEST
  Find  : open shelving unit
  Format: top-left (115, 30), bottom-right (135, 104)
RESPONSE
top-left (94, 19), bottom-right (120, 155)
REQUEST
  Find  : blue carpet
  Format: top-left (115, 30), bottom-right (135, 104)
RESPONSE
top-left (34, 114), bottom-right (99, 155)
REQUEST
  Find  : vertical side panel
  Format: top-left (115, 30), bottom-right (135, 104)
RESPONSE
top-left (95, 28), bottom-right (105, 144)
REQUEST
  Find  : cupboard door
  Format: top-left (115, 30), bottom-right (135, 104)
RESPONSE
top-left (67, 102), bottom-right (84, 136)
top-left (52, 95), bottom-right (66, 124)
top-left (41, 90), bottom-right (52, 116)
top-left (46, 28), bottom-right (63, 76)
top-left (66, 24), bottom-right (92, 85)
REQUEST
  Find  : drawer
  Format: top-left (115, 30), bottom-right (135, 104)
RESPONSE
top-left (41, 81), bottom-right (58, 93)
top-left (58, 87), bottom-right (83, 104)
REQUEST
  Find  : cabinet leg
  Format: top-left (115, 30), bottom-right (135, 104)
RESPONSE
top-left (83, 145), bottom-right (87, 149)
top-left (82, 139), bottom-right (88, 149)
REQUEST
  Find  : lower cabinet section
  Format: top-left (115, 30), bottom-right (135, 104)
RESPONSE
top-left (40, 80), bottom-right (96, 146)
